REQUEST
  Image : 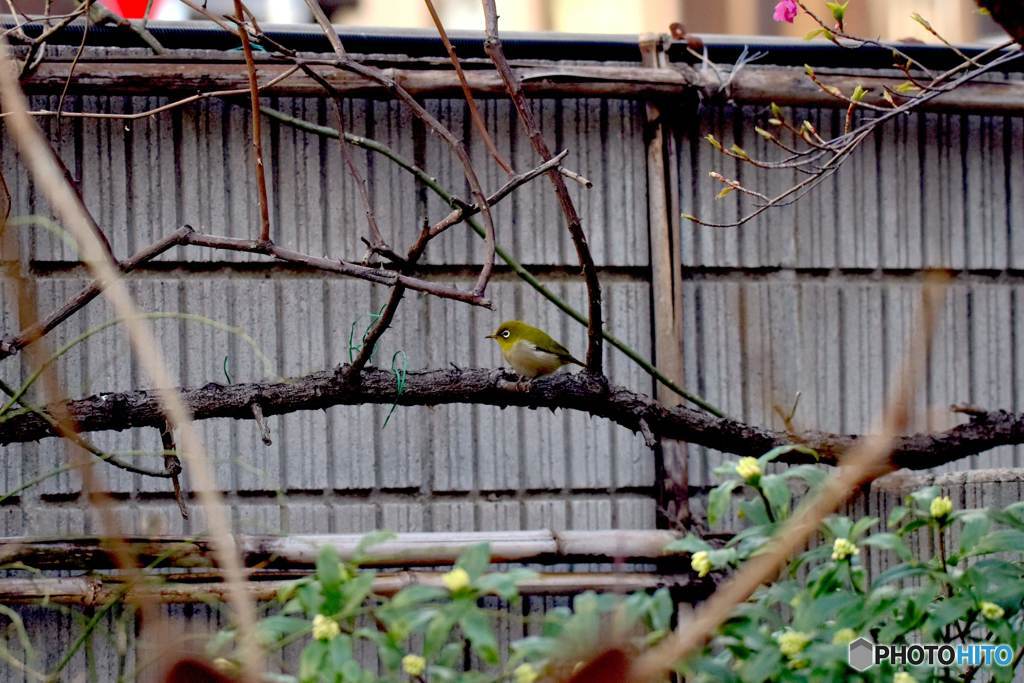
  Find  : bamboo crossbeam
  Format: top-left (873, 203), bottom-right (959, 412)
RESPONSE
top-left (0, 529), bottom-right (684, 570)
top-left (0, 570), bottom-right (700, 606)
top-left (16, 56), bottom-right (1024, 114)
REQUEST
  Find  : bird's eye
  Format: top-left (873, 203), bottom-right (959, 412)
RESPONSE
top-left (501, 330), bottom-right (511, 339)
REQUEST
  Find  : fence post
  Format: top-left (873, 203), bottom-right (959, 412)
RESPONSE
top-left (641, 34), bottom-right (691, 530)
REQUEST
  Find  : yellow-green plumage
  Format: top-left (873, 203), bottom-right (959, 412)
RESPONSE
top-left (485, 320), bottom-right (584, 378)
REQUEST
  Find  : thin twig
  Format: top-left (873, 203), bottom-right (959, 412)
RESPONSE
top-left (481, 0), bottom-right (604, 373)
top-left (0, 226), bottom-right (194, 362)
top-left (424, 0), bottom-right (513, 175)
top-left (181, 229), bottom-right (490, 307)
top-left (233, 0), bottom-right (271, 244)
top-left (160, 423), bottom-right (188, 519)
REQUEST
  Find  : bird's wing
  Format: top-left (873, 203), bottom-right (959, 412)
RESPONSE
top-left (527, 335), bottom-right (583, 365)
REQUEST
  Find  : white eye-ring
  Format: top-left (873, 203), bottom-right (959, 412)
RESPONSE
top-left (501, 330), bottom-right (511, 339)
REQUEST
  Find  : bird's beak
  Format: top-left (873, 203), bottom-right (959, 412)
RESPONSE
top-left (484, 334), bottom-right (495, 340)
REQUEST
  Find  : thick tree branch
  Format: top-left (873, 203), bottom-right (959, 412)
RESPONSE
top-left (1, 367), bottom-right (1019, 471)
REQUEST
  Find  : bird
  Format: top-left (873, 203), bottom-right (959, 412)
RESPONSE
top-left (485, 320), bottom-right (585, 379)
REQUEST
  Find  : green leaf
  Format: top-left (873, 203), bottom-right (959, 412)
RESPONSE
top-left (804, 28), bottom-right (827, 41)
top-left (770, 102), bottom-right (783, 119)
top-left (754, 126), bottom-right (774, 140)
top-left (353, 530), bottom-right (397, 564)
top-left (715, 186), bottom-right (734, 200)
top-left (825, 0), bottom-right (848, 22)
top-left (297, 582), bottom-right (322, 617)
top-left (728, 143), bottom-right (749, 159)
top-left (821, 516), bottom-right (852, 540)
top-left (872, 563), bottom-right (929, 588)
top-left (760, 475), bottom-right (791, 520)
top-left (851, 84), bottom-right (868, 102)
top-left (388, 584), bottom-right (448, 611)
top-left (742, 646), bottom-right (783, 683)
top-left (781, 464), bottom-right (826, 490)
top-left (910, 12), bottom-right (932, 30)
top-left (316, 547), bottom-right (343, 615)
top-left (887, 505), bottom-right (910, 529)
top-left (328, 634), bottom-right (354, 672)
top-left (455, 543), bottom-right (491, 580)
top-left (511, 635), bottom-right (557, 661)
top-left (969, 529), bottom-right (1024, 557)
top-left (648, 588), bottom-right (674, 632)
top-left (298, 640), bottom-right (329, 683)
top-left (862, 533), bottom-right (912, 561)
top-left (476, 568), bottom-right (537, 600)
top-left (928, 595), bottom-right (973, 630)
top-left (708, 480), bottom-right (739, 526)
top-left (664, 533), bottom-right (713, 554)
top-left (338, 571), bottom-right (375, 619)
top-left (708, 548), bottom-right (738, 569)
top-left (704, 133), bottom-right (722, 150)
top-left (424, 612), bottom-right (456, 658)
top-left (758, 444), bottom-right (818, 467)
top-left (957, 511), bottom-right (992, 556)
top-left (257, 616), bottom-right (310, 646)
top-left (895, 81), bottom-right (921, 94)
top-left (460, 609), bottom-right (500, 665)
top-left (316, 545), bottom-right (342, 591)
top-left (850, 516), bottom-right (879, 540)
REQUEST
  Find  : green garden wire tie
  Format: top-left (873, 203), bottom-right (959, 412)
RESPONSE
top-left (381, 350), bottom-right (408, 429)
top-left (347, 303), bottom-right (387, 363)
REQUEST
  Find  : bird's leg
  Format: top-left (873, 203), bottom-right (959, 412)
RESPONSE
top-left (494, 369), bottom-right (532, 393)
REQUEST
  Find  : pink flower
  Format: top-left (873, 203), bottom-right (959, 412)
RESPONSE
top-left (773, 0), bottom-right (799, 23)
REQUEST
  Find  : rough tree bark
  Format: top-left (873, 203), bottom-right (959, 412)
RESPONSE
top-left (1, 367), bottom-right (1020, 471)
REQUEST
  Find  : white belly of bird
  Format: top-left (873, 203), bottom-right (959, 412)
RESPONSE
top-left (503, 340), bottom-right (565, 378)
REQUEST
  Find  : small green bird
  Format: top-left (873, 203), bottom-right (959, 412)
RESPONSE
top-left (485, 320), bottom-right (584, 378)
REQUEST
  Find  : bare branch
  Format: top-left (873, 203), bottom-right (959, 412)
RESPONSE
top-left (181, 229), bottom-right (491, 307)
top-left (481, 0), bottom-right (604, 373)
top-left (232, 0), bottom-right (271, 244)
top-left (0, 226), bottom-right (194, 362)
top-left (424, 0), bottom-right (513, 175)
top-left (2, 366), bottom-right (1019, 472)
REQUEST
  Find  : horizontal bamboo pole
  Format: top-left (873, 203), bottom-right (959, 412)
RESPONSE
top-left (17, 57), bottom-right (1024, 113)
top-left (0, 529), bottom-right (684, 570)
top-left (21, 60), bottom-right (688, 98)
top-left (0, 570), bottom-right (699, 606)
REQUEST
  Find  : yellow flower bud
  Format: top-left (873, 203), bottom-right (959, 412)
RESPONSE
top-left (514, 663), bottom-right (539, 683)
top-left (776, 630), bottom-right (811, 657)
top-left (980, 601), bottom-right (1005, 620)
top-left (402, 654), bottom-right (427, 676)
top-left (893, 672), bottom-right (916, 683)
top-left (311, 614), bottom-right (340, 641)
top-left (832, 628), bottom-right (856, 645)
top-left (735, 457), bottom-right (762, 482)
top-left (690, 550), bottom-right (712, 577)
top-left (831, 537), bottom-right (859, 561)
top-left (441, 567), bottom-right (471, 592)
top-left (930, 495), bottom-right (953, 519)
